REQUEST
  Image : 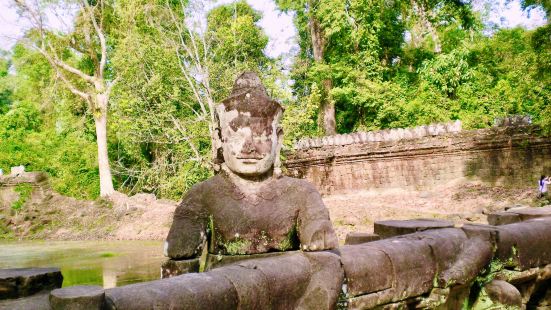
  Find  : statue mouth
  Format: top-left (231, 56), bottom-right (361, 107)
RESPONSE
top-left (237, 156), bottom-right (264, 163)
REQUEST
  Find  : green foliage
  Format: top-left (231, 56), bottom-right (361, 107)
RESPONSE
top-left (0, 45), bottom-right (101, 199)
top-left (2, 0), bottom-right (551, 201)
top-left (12, 184), bottom-right (34, 211)
top-left (279, 0), bottom-right (551, 139)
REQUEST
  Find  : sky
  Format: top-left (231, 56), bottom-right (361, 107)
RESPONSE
top-left (0, 0), bottom-right (547, 59)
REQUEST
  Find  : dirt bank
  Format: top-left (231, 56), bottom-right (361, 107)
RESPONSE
top-left (0, 175), bottom-right (544, 242)
top-left (325, 179), bottom-right (542, 242)
top-left (0, 176), bottom-right (177, 240)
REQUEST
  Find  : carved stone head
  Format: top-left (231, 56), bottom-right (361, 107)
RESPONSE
top-left (215, 72), bottom-right (283, 177)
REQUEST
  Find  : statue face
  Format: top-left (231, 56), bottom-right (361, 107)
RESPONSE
top-left (218, 109), bottom-right (279, 177)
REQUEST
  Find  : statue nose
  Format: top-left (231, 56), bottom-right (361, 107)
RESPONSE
top-left (241, 139), bottom-right (256, 153)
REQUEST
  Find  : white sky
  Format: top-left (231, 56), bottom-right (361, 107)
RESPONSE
top-left (0, 0), bottom-right (547, 58)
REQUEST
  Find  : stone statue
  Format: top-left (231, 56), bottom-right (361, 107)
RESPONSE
top-left (164, 72), bottom-right (338, 269)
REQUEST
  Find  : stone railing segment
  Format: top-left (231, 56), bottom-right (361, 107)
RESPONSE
top-left (11, 206), bottom-right (547, 310)
top-left (294, 121), bottom-right (462, 150)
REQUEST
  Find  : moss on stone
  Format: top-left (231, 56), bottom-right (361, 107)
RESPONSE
top-left (224, 238), bottom-right (252, 255)
top-left (279, 223), bottom-right (299, 251)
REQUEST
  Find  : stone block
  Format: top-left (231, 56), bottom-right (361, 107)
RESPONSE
top-left (508, 206), bottom-right (551, 221)
top-left (161, 258), bottom-right (200, 278)
top-left (49, 285), bottom-right (104, 310)
top-left (104, 272), bottom-right (238, 310)
top-left (211, 252), bottom-right (311, 310)
top-left (344, 232), bottom-right (380, 245)
top-left (484, 280), bottom-right (522, 308)
top-left (299, 251), bottom-right (344, 310)
top-left (487, 211), bottom-right (521, 225)
top-left (439, 235), bottom-right (493, 287)
top-left (10, 166), bottom-right (25, 176)
top-left (495, 217), bottom-right (551, 270)
top-left (399, 229), bottom-right (467, 284)
top-left (0, 291), bottom-right (50, 310)
top-left (364, 238), bottom-right (436, 302)
top-left (0, 268), bottom-right (63, 300)
top-left (339, 245), bottom-right (393, 297)
top-left (374, 218), bottom-right (454, 238)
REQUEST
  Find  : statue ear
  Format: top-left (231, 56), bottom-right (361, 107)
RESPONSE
top-left (212, 107), bottom-right (224, 172)
top-left (213, 127), bottom-right (222, 150)
top-left (274, 126), bottom-right (284, 178)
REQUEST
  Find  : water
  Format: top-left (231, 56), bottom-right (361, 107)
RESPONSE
top-left (0, 240), bottom-right (165, 288)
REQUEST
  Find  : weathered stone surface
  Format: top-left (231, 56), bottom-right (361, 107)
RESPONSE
top-left (373, 218), bottom-right (453, 238)
top-left (0, 171), bottom-right (48, 186)
top-left (461, 223), bottom-right (498, 242)
top-left (438, 235), bottom-right (493, 287)
top-left (484, 280), bottom-right (522, 307)
top-left (0, 290), bottom-right (50, 310)
top-left (166, 174), bottom-right (337, 258)
top-left (204, 251), bottom-right (288, 272)
top-left (298, 251), bottom-right (344, 310)
top-left (495, 217), bottom-right (551, 269)
top-left (166, 72), bottom-right (337, 261)
top-left (508, 206), bottom-right (551, 221)
top-left (0, 267), bottom-right (62, 300)
top-left (488, 207), bottom-right (551, 226)
top-left (487, 211), bottom-right (521, 225)
top-left (339, 245), bottom-right (393, 297)
top-left (211, 252), bottom-right (311, 310)
top-left (398, 228), bottom-right (469, 287)
top-left (49, 285), bottom-right (104, 310)
top-left (105, 272), bottom-right (238, 310)
top-left (285, 126), bottom-right (551, 195)
top-left (347, 288), bottom-right (398, 310)
top-left (344, 232), bottom-right (380, 245)
top-left (358, 238), bottom-right (436, 303)
top-left (161, 258), bottom-right (200, 278)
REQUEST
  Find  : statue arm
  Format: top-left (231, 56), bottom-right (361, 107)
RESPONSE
top-left (297, 184), bottom-right (339, 251)
top-left (165, 187), bottom-right (208, 259)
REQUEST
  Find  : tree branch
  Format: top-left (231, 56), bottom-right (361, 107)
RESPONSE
top-left (81, 0), bottom-right (107, 78)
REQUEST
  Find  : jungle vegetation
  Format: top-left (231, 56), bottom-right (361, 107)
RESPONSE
top-left (0, 0), bottom-right (549, 200)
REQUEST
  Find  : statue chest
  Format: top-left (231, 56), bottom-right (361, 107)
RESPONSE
top-left (206, 196), bottom-right (300, 255)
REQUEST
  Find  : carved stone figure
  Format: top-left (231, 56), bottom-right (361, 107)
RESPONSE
top-left (164, 72), bottom-right (338, 266)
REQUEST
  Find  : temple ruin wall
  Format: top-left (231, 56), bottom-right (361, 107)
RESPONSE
top-left (284, 125), bottom-right (551, 195)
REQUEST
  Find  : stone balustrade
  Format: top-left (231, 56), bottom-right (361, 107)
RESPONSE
top-left (5, 207), bottom-right (545, 309)
top-left (293, 120), bottom-right (462, 150)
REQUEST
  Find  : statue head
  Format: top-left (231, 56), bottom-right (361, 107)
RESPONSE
top-left (215, 72), bottom-right (283, 178)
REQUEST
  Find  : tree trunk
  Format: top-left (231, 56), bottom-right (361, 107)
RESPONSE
top-left (94, 100), bottom-right (114, 197)
top-left (308, 1), bottom-right (336, 135)
top-left (415, 0), bottom-right (442, 53)
top-left (321, 79), bottom-right (336, 135)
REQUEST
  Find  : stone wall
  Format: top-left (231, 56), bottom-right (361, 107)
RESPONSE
top-left (285, 125), bottom-right (551, 195)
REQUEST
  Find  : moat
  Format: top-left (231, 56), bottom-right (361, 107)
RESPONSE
top-left (0, 240), bottom-right (164, 288)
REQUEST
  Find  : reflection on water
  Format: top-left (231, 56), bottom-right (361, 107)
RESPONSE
top-left (0, 240), bottom-right (165, 288)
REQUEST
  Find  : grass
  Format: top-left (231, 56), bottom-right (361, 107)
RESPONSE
top-left (99, 252), bottom-right (116, 258)
top-left (12, 183), bottom-right (33, 210)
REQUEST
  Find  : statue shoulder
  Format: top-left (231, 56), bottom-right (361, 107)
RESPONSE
top-left (278, 176), bottom-right (320, 195)
top-left (178, 175), bottom-right (223, 207)
top-left (280, 176), bottom-right (317, 190)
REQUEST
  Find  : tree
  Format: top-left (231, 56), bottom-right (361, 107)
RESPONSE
top-left (278, 0), bottom-right (405, 134)
top-left (109, 0), bottom-right (277, 198)
top-left (14, 0), bottom-right (117, 197)
top-left (277, 0), bottom-right (337, 135)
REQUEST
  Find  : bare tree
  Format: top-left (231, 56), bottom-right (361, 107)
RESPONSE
top-left (144, 0), bottom-right (221, 168)
top-left (14, 0), bottom-right (116, 197)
